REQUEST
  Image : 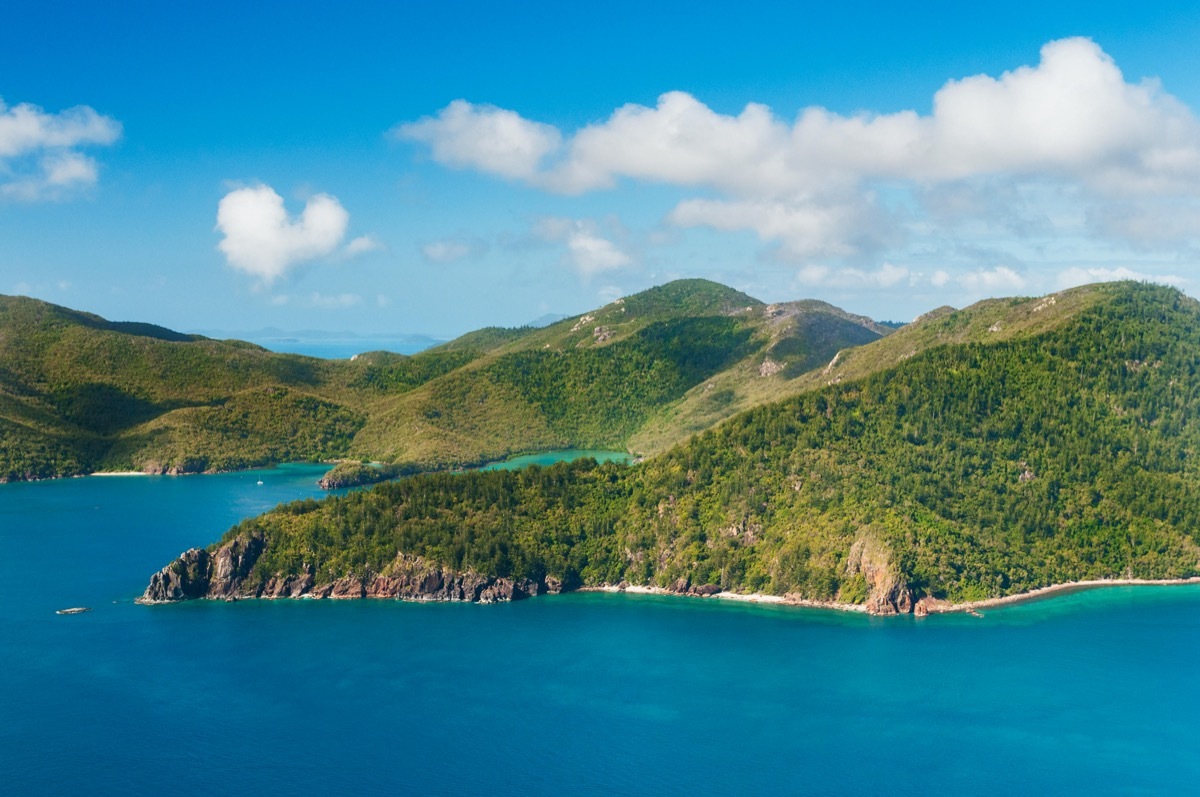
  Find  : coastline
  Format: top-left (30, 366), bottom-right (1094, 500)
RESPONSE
top-left (916, 577), bottom-right (1200, 615)
top-left (579, 578), bottom-right (1200, 616)
top-left (580, 584), bottom-right (868, 613)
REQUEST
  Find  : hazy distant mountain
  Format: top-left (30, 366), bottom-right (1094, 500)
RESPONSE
top-left (524, 313), bottom-right (570, 328)
top-left (191, 327), bottom-right (444, 347)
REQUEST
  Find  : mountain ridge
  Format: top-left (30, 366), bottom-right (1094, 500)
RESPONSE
top-left (0, 278), bottom-right (888, 480)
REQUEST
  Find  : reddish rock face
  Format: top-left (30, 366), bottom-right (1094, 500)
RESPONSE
top-left (913, 596), bottom-right (952, 617)
top-left (140, 538), bottom-right (551, 606)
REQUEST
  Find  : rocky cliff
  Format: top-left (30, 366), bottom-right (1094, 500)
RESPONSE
top-left (137, 532), bottom-right (559, 605)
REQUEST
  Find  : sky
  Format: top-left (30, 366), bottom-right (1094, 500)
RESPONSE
top-left (4, 1), bottom-right (1200, 336)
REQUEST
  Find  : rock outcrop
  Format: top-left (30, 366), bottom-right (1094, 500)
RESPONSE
top-left (666, 576), bottom-right (724, 598)
top-left (141, 529), bottom-right (930, 614)
top-left (846, 534), bottom-right (914, 616)
top-left (139, 534), bottom-right (552, 605)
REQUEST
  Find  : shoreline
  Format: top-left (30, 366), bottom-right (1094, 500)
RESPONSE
top-left (917, 577), bottom-right (1200, 615)
top-left (580, 584), bottom-right (869, 613)
top-left (579, 578), bottom-right (1200, 616)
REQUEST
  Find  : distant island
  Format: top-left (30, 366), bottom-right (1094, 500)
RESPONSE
top-left (132, 280), bottom-right (1200, 614)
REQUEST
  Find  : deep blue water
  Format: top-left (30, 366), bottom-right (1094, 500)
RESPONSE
top-left (3, 465), bottom-right (1200, 795)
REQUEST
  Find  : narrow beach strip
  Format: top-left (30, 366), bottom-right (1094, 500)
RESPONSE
top-left (921, 577), bottom-right (1200, 615)
top-left (582, 578), bottom-right (1200, 616)
top-left (581, 584), bottom-right (867, 612)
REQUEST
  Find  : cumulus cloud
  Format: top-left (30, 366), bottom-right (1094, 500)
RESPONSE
top-left (669, 194), bottom-right (896, 260)
top-left (394, 100), bottom-right (562, 182)
top-left (534, 217), bottom-right (633, 276)
top-left (215, 185), bottom-right (350, 283)
top-left (0, 98), bottom-right (121, 200)
top-left (399, 38), bottom-right (1200, 266)
top-left (344, 235), bottom-right (383, 256)
top-left (408, 39), bottom-right (1198, 197)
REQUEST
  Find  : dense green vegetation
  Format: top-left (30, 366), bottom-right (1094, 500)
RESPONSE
top-left (209, 282), bottom-right (1200, 606)
top-left (1, 278), bottom-right (893, 480)
top-left (485, 316), bottom-right (757, 444)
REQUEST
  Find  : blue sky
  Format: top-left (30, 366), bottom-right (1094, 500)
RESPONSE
top-left (3, 1), bottom-right (1200, 336)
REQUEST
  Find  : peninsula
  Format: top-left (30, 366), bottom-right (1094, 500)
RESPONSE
top-left (139, 281), bottom-right (1200, 614)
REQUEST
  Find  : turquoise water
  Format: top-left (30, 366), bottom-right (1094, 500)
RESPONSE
top-left (3, 466), bottom-right (1200, 794)
top-left (480, 449), bottom-right (632, 470)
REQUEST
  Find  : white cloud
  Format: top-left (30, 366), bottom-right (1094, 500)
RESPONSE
top-left (420, 238), bottom-right (481, 264)
top-left (394, 100), bottom-right (562, 182)
top-left (931, 270), bottom-right (952, 287)
top-left (344, 235), bottom-right (383, 256)
top-left (0, 98), bottom-right (121, 201)
top-left (399, 38), bottom-right (1200, 265)
top-left (794, 262), bottom-right (912, 289)
top-left (215, 185), bottom-right (350, 283)
top-left (669, 195), bottom-right (894, 260)
top-left (956, 266), bottom-right (1027, 293)
top-left (534, 217), bottom-right (632, 276)
top-left (308, 292), bottom-right (362, 309)
top-left (1057, 266), bottom-right (1187, 289)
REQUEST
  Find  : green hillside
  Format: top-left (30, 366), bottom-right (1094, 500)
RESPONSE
top-left (155, 281), bottom-right (1200, 611)
top-left (0, 279), bottom-right (890, 479)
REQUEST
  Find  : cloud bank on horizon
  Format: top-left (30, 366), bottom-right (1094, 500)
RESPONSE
top-left (398, 37), bottom-right (1198, 289)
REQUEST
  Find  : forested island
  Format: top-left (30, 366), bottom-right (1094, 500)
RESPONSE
top-left (136, 281), bottom-right (1200, 614)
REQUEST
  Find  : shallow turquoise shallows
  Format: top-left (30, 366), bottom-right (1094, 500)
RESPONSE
top-left (3, 465), bottom-right (1200, 795)
top-left (480, 449), bottom-right (632, 470)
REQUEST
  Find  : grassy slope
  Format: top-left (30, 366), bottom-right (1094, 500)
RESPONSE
top-left (211, 281), bottom-right (1200, 607)
top-left (0, 280), bottom-right (892, 478)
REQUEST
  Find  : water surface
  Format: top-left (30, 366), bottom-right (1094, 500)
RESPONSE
top-left (481, 449), bottom-right (632, 470)
top-left (3, 467), bottom-right (1198, 794)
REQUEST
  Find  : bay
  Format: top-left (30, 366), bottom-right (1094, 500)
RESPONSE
top-left (481, 449), bottom-right (632, 470)
top-left (2, 466), bottom-right (1199, 795)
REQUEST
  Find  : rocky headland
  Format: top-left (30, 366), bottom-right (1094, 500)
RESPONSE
top-left (137, 530), bottom-right (918, 613)
top-left (137, 531), bottom-right (560, 605)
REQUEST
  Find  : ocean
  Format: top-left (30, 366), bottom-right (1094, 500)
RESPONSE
top-left (3, 463), bottom-right (1199, 795)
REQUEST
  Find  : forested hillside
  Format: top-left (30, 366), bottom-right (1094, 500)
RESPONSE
top-left (143, 282), bottom-right (1200, 612)
top-left (0, 280), bottom-right (889, 480)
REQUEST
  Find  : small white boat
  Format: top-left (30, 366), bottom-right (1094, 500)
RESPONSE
top-left (56, 607), bottom-right (92, 615)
